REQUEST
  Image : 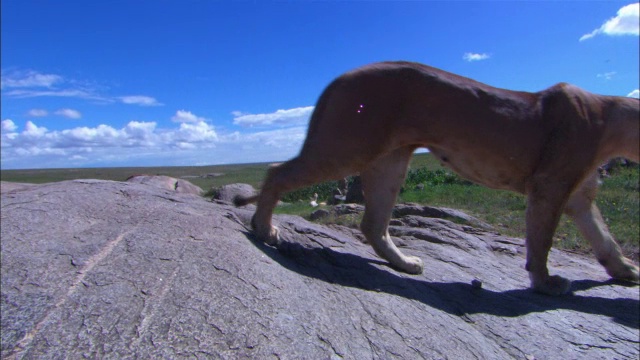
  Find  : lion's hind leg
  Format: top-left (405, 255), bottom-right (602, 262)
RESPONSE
top-left (565, 173), bottom-right (639, 283)
top-left (251, 156), bottom-right (352, 246)
top-left (251, 157), bottom-right (308, 245)
top-left (360, 146), bottom-right (424, 274)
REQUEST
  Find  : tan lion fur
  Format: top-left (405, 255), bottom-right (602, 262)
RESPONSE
top-left (235, 61), bottom-right (639, 295)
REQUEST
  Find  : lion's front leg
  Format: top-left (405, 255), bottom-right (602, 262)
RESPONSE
top-left (525, 184), bottom-right (572, 295)
top-left (360, 147), bottom-right (424, 274)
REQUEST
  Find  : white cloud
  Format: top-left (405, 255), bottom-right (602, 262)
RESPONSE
top-left (23, 121), bottom-right (48, 138)
top-left (0, 117), bottom-right (226, 169)
top-left (596, 71), bottom-right (617, 80)
top-left (55, 108), bottom-right (82, 119)
top-left (214, 126), bottom-right (307, 164)
top-left (0, 69), bottom-right (62, 89)
top-left (4, 88), bottom-right (109, 102)
top-left (176, 121), bottom-right (218, 143)
top-left (463, 52), bottom-right (491, 62)
top-left (233, 106), bottom-right (315, 127)
top-left (1, 119), bottom-right (18, 132)
top-left (171, 110), bottom-right (207, 123)
top-left (238, 126), bottom-right (306, 148)
top-left (124, 121), bottom-right (157, 139)
top-left (580, 3), bottom-right (639, 41)
top-left (628, 89), bottom-right (640, 98)
top-left (1, 106), bottom-right (314, 169)
top-left (119, 95), bottom-right (163, 107)
top-left (60, 125), bottom-right (119, 145)
top-left (27, 109), bottom-right (49, 117)
top-left (168, 120), bottom-right (219, 150)
top-left (1, 68), bottom-right (161, 106)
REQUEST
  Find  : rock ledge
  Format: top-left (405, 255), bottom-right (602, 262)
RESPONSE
top-left (1, 180), bottom-right (638, 359)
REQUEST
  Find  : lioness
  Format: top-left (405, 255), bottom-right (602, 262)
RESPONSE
top-left (235, 61), bottom-right (639, 295)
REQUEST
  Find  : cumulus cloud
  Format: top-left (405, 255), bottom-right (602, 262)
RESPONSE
top-left (119, 95), bottom-right (163, 107)
top-left (628, 89), bottom-right (640, 98)
top-left (124, 121), bottom-right (157, 140)
top-left (580, 3), bottom-right (639, 41)
top-left (55, 108), bottom-right (82, 119)
top-left (463, 52), bottom-right (491, 62)
top-left (1, 105), bottom-right (316, 169)
top-left (172, 110), bottom-right (207, 123)
top-left (0, 115), bottom-right (227, 168)
top-left (1, 119), bottom-right (18, 132)
top-left (23, 121), bottom-right (49, 138)
top-left (27, 109), bottom-right (48, 117)
top-left (233, 106), bottom-right (315, 127)
top-left (175, 121), bottom-right (218, 144)
top-left (59, 124), bottom-right (121, 147)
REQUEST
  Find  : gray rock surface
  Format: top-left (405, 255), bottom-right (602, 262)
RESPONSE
top-left (334, 203), bottom-right (366, 215)
top-left (212, 183), bottom-right (256, 203)
top-left (309, 208), bottom-right (331, 221)
top-left (126, 175), bottom-right (203, 195)
top-left (0, 181), bottom-right (36, 193)
top-left (1, 179), bottom-right (638, 359)
top-left (393, 203), bottom-right (495, 230)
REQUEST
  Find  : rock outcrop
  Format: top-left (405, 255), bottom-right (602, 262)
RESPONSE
top-left (392, 203), bottom-right (495, 230)
top-left (211, 183), bottom-right (256, 203)
top-left (126, 175), bottom-right (203, 195)
top-left (1, 179), bottom-right (638, 359)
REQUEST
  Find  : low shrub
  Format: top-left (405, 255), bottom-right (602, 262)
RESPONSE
top-left (404, 168), bottom-right (473, 188)
top-left (279, 168), bottom-right (472, 203)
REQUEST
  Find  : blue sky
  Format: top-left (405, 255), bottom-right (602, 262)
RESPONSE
top-left (1, 1), bottom-right (638, 170)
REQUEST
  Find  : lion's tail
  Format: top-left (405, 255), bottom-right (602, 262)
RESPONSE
top-left (233, 194), bottom-right (259, 207)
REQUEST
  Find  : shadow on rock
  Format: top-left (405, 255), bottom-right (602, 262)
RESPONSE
top-left (245, 233), bottom-right (639, 329)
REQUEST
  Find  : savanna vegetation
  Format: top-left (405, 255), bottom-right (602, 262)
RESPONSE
top-left (2, 153), bottom-right (638, 258)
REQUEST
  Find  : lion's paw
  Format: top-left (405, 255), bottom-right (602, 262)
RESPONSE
top-left (262, 226), bottom-right (280, 246)
top-left (399, 255), bottom-right (424, 275)
top-left (251, 215), bottom-right (281, 246)
top-left (607, 259), bottom-right (640, 284)
top-left (530, 274), bottom-right (572, 296)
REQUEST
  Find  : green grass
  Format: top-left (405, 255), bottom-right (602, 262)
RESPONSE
top-left (2, 153), bottom-right (638, 257)
top-left (594, 167), bottom-right (640, 255)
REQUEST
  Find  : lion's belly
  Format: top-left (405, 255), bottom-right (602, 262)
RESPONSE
top-left (427, 146), bottom-right (530, 193)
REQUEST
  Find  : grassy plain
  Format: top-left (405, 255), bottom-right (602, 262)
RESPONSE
top-left (2, 153), bottom-right (638, 257)
top-left (1, 162), bottom-right (269, 191)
